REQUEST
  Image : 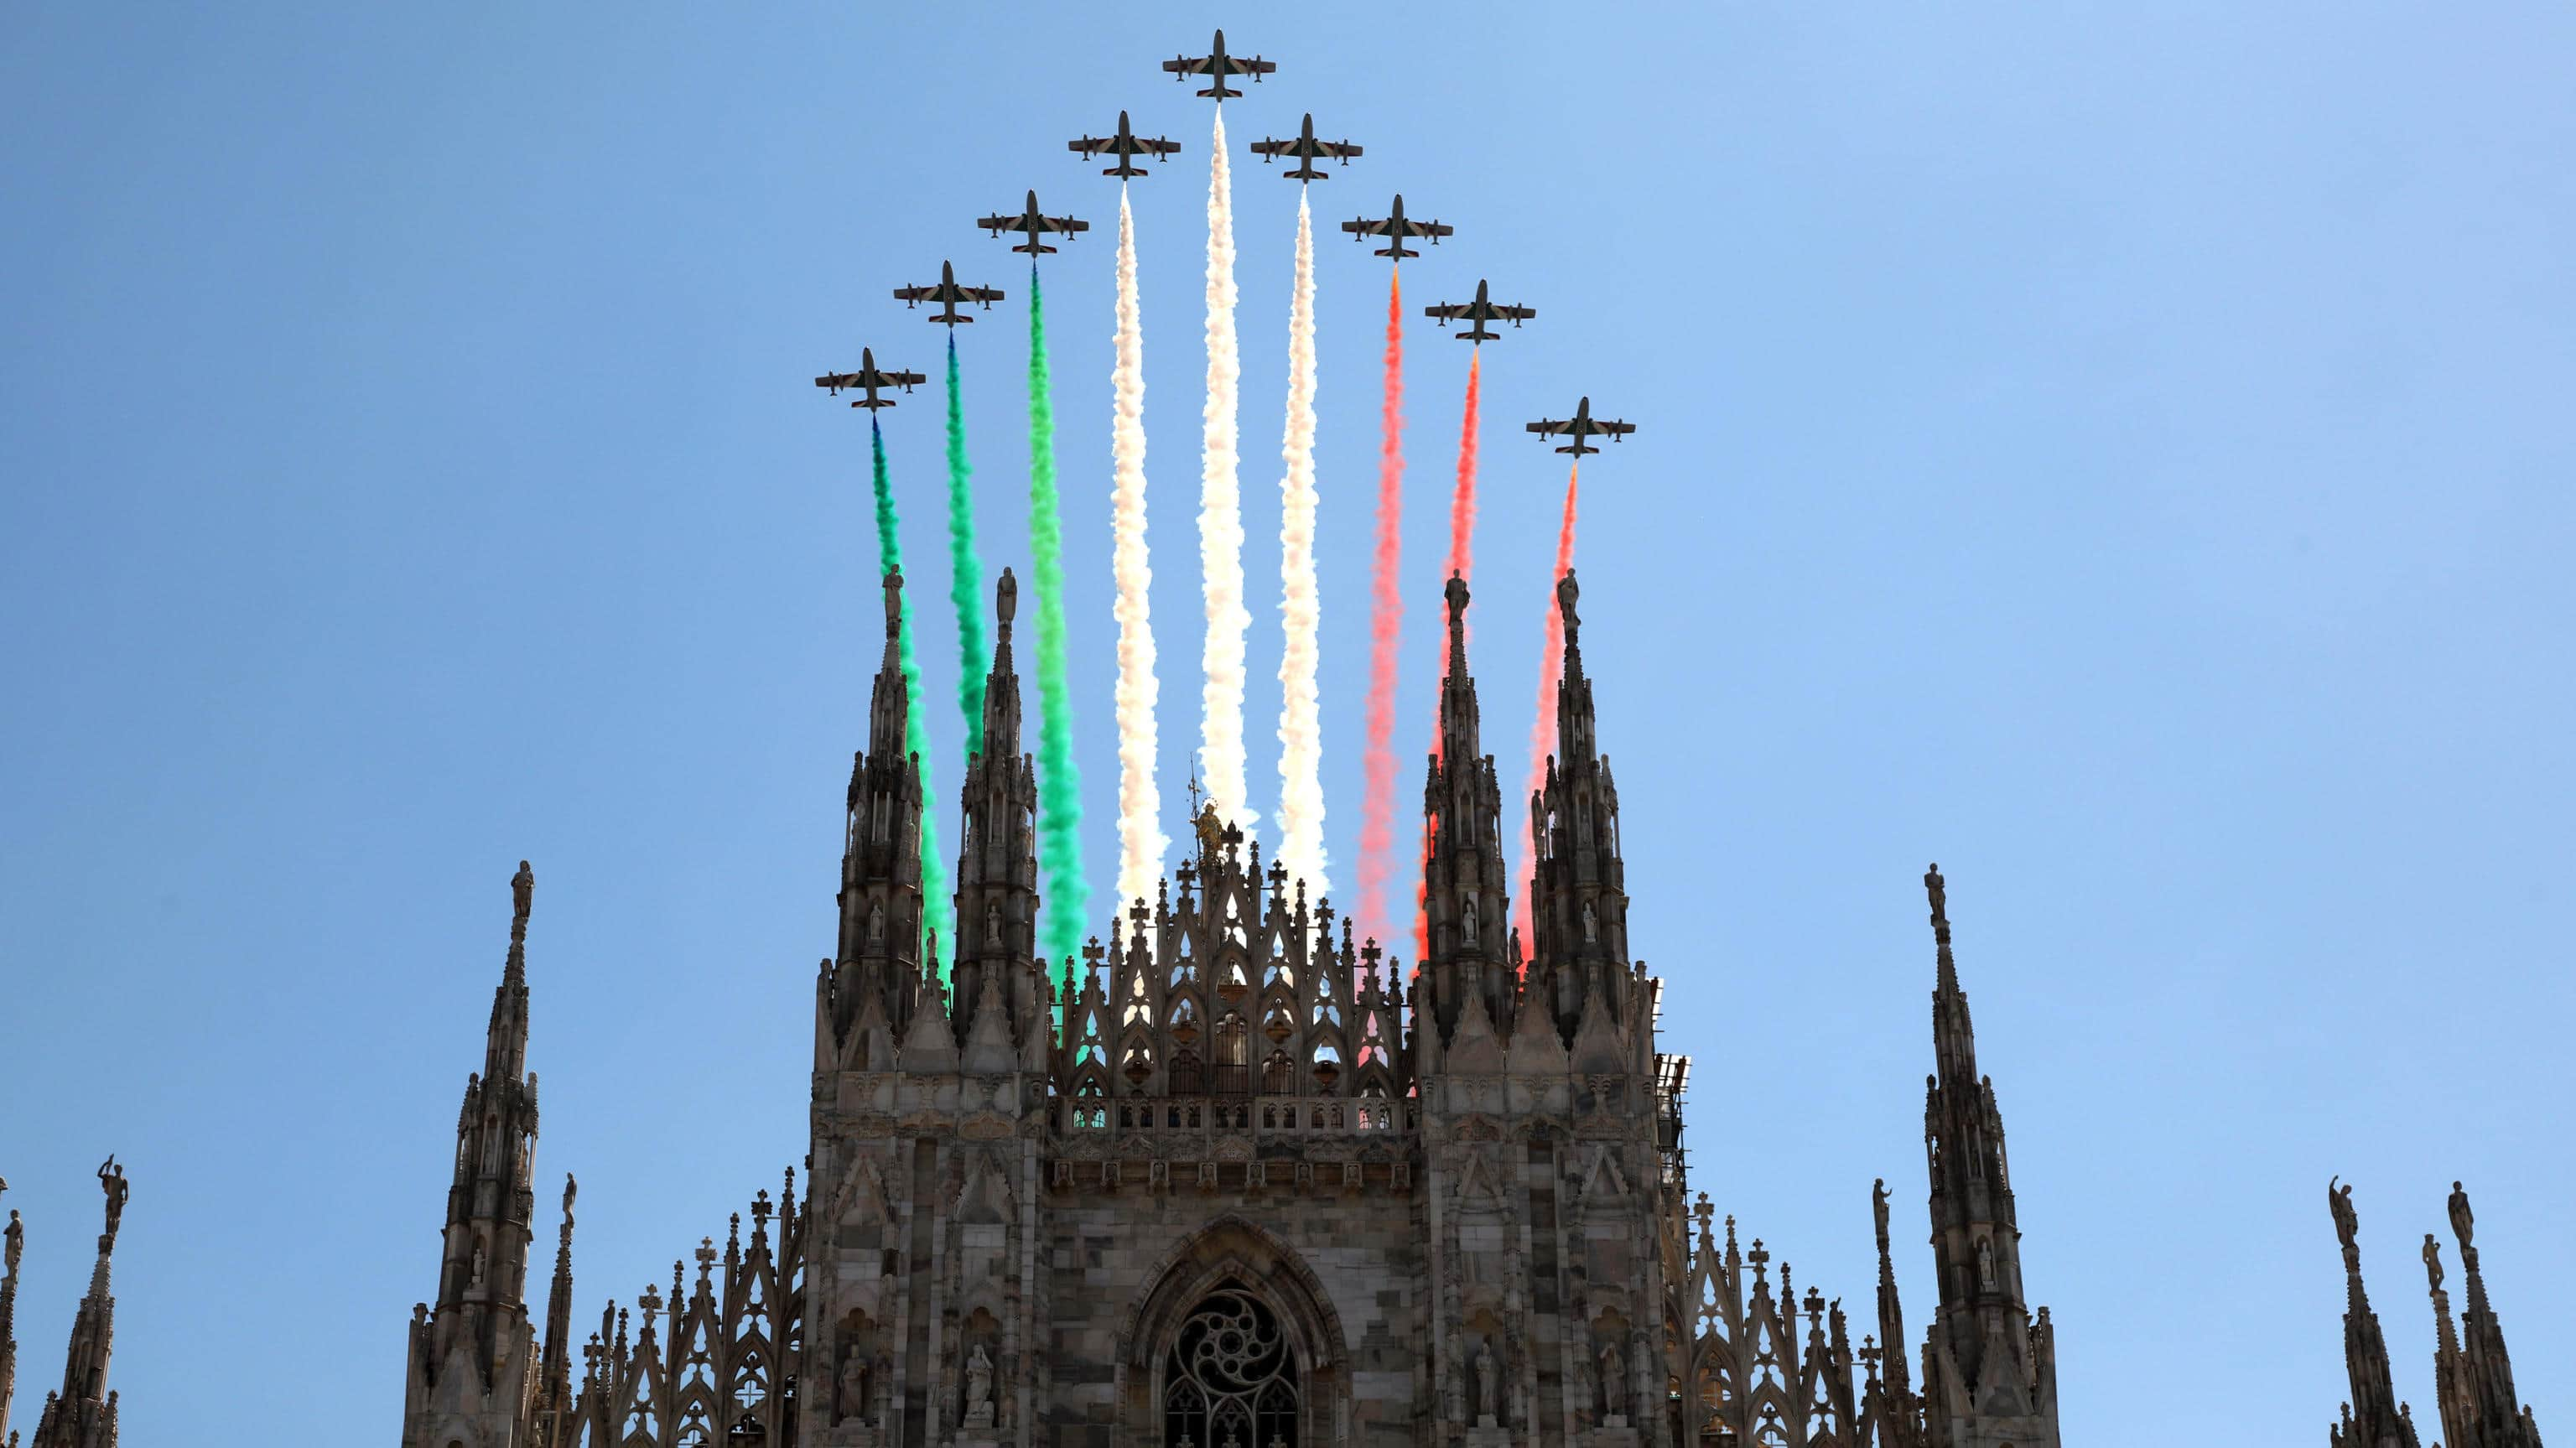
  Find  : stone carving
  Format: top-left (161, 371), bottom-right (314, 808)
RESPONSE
top-left (984, 904), bottom-right (1003, 947)
top-left (470, 1240), bottom-right (486, 1289)
top-left (1471, 1337), bottom-right (1498, 1423)
top-left (2422, 1233), bottom-right (2444, 1294)
top-left (2328, 1176), bottom-right (2360, 1259)
top-left (96, 1155), bottom-right (129, 1250)
top-left (1976, 1235), bottom-right (1996, 1290)
top-left (2447, 1179), bottom-right (2475, 1252)
top-left (1598, 1335), bottom-right (1627, 1420)
top-left (1462, 898), bottom-right (1480, 949)
top-left (1581, 900), bottom-right (1599, 943)
top-left (869, 902), bottom-right (886, 944)
top-left (837, 1345), bottom-right (872, 1424)
top-left (963, 1342), bottom-right (995, 1425)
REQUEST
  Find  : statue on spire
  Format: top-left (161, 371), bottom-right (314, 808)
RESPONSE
top-left (2446, 1180), bottom-right (2474, 1253)
top-left (1924, 863), bottom-right (1947, 926)
top-left (883, 565), bottom-right (904, 639)
top-left (512, 860), bottom-right (535, 942)
top-left (96, 1157), bottom-right (128, 1254)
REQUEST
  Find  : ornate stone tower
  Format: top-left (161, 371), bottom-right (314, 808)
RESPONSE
top-left (1913, 867), bottom-right (2059, 1448)
top-left (25, 1162), bottom-right (129, 1448)
top-left (401, 864), bottom-right (576, 1448)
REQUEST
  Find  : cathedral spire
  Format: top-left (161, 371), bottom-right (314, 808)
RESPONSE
top-left (402, 864), bottom-right (547, 1448)
top-left (2, 1181), bottom-right (18, 1448)
top-left (952, 568), bottom-right (1039, 1051)
top-left (1916, 865), bottom-right (2058, 1447)
top-left (532, 1175), bottom-right (578, 1448)
top-left (833, 567), bottom-right (927, 1051)
top-left (1526, 569), bottom-right (1628, 1030)
top-left (2326, 1178), bottom-right (2421, 1448)
top-left (1421, 573), bottom-right (1513, 1044)
top-left (27, 1160), bottom-right (127, 1448)
top-left (2432, 1181), bottom-right (2545, 1448)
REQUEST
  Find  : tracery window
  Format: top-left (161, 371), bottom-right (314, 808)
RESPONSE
top-left (1163, 1289), bottom-right (1299, 1448)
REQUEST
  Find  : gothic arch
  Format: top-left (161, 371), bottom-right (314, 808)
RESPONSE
top-left (1114, 1215), bottom-right (1353, 1446)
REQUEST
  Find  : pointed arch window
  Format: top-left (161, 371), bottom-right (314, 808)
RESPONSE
top-left (1163, 1289), bottom-right (1299, 1448)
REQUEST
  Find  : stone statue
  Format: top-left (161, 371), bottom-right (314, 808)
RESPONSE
top-left (1556, 569), bottom-right (1580, 630)
top-left (1570, 1344), bottom-right (1594, 1424)
top-left (1462, 898), bottom-right (1480, 949)
top-left (2448, 1180), bottom-right (2475, 1252)
top-left (984, 904), bottom-right (1003, 947)
top-left (563, 1173), bottom-right (578, 1218)
top-left (1472, 1338), bottom-right (1498, 1422)
top-left (1581, 900), bottom-right (1599, 943)
top-left (2329, 1176), bottom-right (2360, 1255)
top-left (2423, 1233), bottom-right (2444, 1294)
top-left (96, 1156), bottom-right (128, 1250)
top-left (1976, 1235), bottom-right (1997, 1290)
top-left (837, 1345), bottom-right (872, 1424)
top-left (883, 565), bottom-right (904, 636)
top-left (1872, 1178), bottom-right (1892, 1251)
top-left (1924, 863), bottom-right (1945, 923)
top-left (512, 861), bottom-right (535, 929)
top-left (963, 1343), bottom-right (994, 1420)
top-left (869, 902), bottom-right (886, 944)
top-left (470, 1241), bottom-right (487, 1289)
top-left (5, 1208), bottom-right (21, 1274)
top-left (1598, 1336), bottom-right (1627, 1419)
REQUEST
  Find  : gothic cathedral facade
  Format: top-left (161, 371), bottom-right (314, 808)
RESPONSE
top-left (392, 569), bottom-right (2064, 1448)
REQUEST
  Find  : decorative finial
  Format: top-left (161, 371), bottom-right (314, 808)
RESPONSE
top-left (563, 1173), bottom-right (579, 1218)
top-left (995, 567), bottom-right (1018, 635)
top-left (2446, 1181), bottom-right (2474, 1253)
top-left (96, 1156), bottom-right (129, 1255)
top-left (1555, 568), bottom-right (1580, 642)
top-left (1872, 1178), bottom-right (1892, 1253)
top-left (882, 566), bottom-right (905, 639)
top-left (1924, 863), bottom-right (1946, 927)
top-left (2422, 1233), bottom-right (2444, 1294)
top-left (1444, 572), bottom-right (1470, 667)
top-left (2328, 1176), bottom-right (2360, 1264)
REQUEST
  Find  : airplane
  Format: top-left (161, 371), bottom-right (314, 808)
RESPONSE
top-left (979, 190), bottom-right (1089, 255)
top-left (1068, 111), bottom-right (1182, 178)
top-left (891, 262), bottom-right (1005, 326)
top-left (1341, 193), bottom-right (1452, 259)
top-left (1161, 29), bottom-right (1275, 101)
top-left (1249, 113), bottom-right (1362, 182)
top-left (1525, 396), bottom-right (1637, 455)
top-left (1423, 279), bottom-right (1535, 342)
top-left (813, 347), bottom-right (926, 409)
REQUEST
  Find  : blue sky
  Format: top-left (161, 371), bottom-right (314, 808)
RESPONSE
top-left (3, 3), bottom-right (2569, 1442)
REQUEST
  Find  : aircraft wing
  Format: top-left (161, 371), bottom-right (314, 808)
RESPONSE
top-left (1599, 419), bottom-right (1636, 437)
top-left (1140, 137), bottom-right (1181, 157)
top-left (816, 372), bottom-right (863, 391)
top-left (1343, 216), bottom-right (1393, 237)
top-left (1044, 215), bottom-right (1090, 236)
top-left (1067, 137), bottom-right (1111, 157)
top-left (886, 369), bottom-right (927, 388)
top-left (959, 284), bottom-right (1005, 305)
top-left (1236, 57), bottom-right (1277, 77)
top-left (1526, 418), bottom-right (1572, 436)
top-left (891, 284), bottom-right (937, 303)
top-left (1163, 54), bottom-right (1214, 76)
top-left (1424, 302), bottom-right (1472, 320)
top-left (1248, 138), bottom-right (1294, 159)
top-left (1411, 220), bottom-right (1455, 240)
top-left (1491, 302), bottom-right (1536, 321)
top-left (1313, 139), bottom-right (1362, 160)
top-left (974, 213), bottom-right (1020, 234)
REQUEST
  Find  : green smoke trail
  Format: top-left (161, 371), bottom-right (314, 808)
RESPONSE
top-left (945, 334), bottom-right (990, 758)
top-left (871, 418), bottom-right (953, 985)
top-left (1026, 266), bottom-right (1091, 965)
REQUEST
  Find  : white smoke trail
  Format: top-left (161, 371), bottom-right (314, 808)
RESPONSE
top-left (1111, 187), bottom-right (1166, 903)
top-left (1198, 106), bottom-right (1253, 831)
top-left (1275, 189), bottom-right (1327, 897)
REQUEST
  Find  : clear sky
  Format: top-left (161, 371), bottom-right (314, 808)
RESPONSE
top-left (2, 4), bottom-right (2568, 1443)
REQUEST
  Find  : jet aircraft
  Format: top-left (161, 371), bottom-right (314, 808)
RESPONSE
top-left (1068, 112), bottom-right (1182, 178)
top-left (1525, 396), bottom-right (1637, 455)
top-left (813, 347), bottom-right (926, 409)
top-left (979, 190), bottom-right (1089, 255)
top-left (1341, 194), bottom-right (1452, 259)
top-left (891, 262), bottom-right (1005, 326)
top-left (1161, 29), bottom-right (1275, 101)
top-left (1423, 279), bottom-right (1535, 342)
top-left (1249, 113), bottom-right (1362, 181)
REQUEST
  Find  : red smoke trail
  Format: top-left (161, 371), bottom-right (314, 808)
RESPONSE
top-left (1514, 460), bottom-right (1580, 948)
top-left (1356, 270), bottom-right (1405, 952)
top-left (1415, 348), bottom-right (1483, 964)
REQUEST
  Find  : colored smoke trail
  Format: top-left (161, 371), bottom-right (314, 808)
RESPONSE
top-left (1273, 190), bottom-right (1328, 896)
top-left (1198, 106), bottom-right (1252, 829)
top-left (1026, 265), bottom-right (1089, 963)
top-left (945, 334), bottom-right (990, 756)
top-left (1514, 461), bottom-right (1580, 948)
top-left (1415, 349), bottom-right (1483, 963)
top-left (1355, 269), bottom-right (1405, 948)
top-left (1110, 187), bottom-right (1167, 903)
top-left (870, 418), bottom-right (952, 983)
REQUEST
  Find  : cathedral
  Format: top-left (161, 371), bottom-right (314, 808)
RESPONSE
top-left (0, 572), bottom-right (2546, 1448)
